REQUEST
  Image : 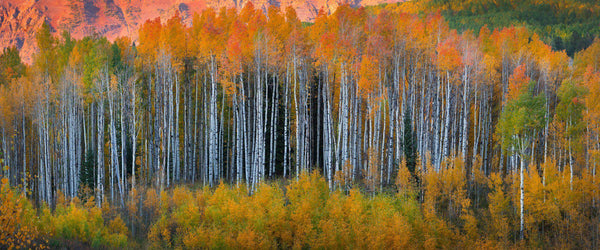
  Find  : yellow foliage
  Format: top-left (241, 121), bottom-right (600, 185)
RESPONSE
top-left (143, 188), bottom-right (160, 218)
top-left (0, 178), bottom-right (43, 249)
top-left (487, 173), bottom-right (511, 244)
top-left (287, 172), bottom-right (329, 249)
top-left (396, 159), bottom-right (416, 194)
top-left (5, 159), bottom-right (599, 249)
top-left (43, 197), bottom-right (128, 248)
top-left (108, 216), bottom-right (128, 236)
top-left (182, 226), bottom-right (212, 249)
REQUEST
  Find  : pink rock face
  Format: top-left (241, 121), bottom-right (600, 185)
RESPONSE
top-left (0, 0), bottom-right (404, 64)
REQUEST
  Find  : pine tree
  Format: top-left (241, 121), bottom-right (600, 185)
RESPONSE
top-left (403, 109), bottom-right (417, 181)
top-left (80, 148), bottom-right (96, 191)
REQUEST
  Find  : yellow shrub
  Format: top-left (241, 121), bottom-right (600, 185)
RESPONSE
top-left (45, 198), bottom-right (128, 248)
top-left (287, 172), bottom-right (329, 249)
top-left (0, 178), bottom-right (43, 249)
top-left (182, 226), bottom-right (212, 249)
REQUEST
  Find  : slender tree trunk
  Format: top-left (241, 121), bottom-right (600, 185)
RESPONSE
top-left (520, 146), bottom-right (526, 240)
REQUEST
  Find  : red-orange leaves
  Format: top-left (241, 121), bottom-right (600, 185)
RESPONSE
top-left (506, 64), bottom-right (531, 103)
top-left (138, 18), bottom-right (162, 62)
top-left (436, 31), bottom-right (463, 72)
top-left (364, 10), bottom-right (393, 61)
top-left (225, 20), bottom-right (251, 75)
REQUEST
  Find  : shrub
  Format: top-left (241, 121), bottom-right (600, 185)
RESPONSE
top-left (45, 196), bottom-right (128, 248)
top-left (0, 178), bottom-right (43, 249)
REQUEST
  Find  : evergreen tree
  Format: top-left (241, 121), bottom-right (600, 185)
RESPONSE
top-left (403, 109), bottom-right (417, 180)
top-left (80, 148), bottom-right (96, 191)
top-left (0, 47), bottom-right (25, 86)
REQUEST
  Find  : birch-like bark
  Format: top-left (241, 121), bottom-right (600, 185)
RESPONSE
top-left (208, 57), bottom-right (219, 186)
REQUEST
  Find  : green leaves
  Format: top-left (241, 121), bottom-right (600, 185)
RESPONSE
top-left (36, 22), bottom-right (54, 54)
top-left (498, 81), bottom-right (546, 152)
top-left (0, 47), bottom-right (25, 86)
top-left (555, 79), bottom-right (586, 137)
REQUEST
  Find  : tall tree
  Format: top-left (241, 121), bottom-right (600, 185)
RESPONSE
top-left (403, 109), bottom-right (418, 183)
top-left (498, 69), bottom-right (546, 239)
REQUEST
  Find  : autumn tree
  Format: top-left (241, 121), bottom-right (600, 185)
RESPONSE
top-left (498, 66), bottom-right (546, 240)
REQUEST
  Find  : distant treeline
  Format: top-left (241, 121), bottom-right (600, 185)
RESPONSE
top-left (373, 0), bottom-right (600, 56)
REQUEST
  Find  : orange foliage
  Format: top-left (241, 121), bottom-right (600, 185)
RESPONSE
top-left (506, 64), bottom-right (531, 103)
top-left (160, 12), bottom-right (187, 65)
top-left (436, 31), bottom-right (463, 71)
top-left (358, 56), bottom-right (379, 98)
top-left (583, 66), bottom-right (600, 128)
top-left (137, 18), bottom-right (162, 62)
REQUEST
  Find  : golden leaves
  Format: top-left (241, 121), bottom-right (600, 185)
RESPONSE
top-left (0, 178), bottom-right (43, 249)
top-left (358, 56), bottom-right (379, 99)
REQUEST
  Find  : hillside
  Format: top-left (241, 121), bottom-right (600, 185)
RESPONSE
top-left (416, 0), bottom-right (600, 56)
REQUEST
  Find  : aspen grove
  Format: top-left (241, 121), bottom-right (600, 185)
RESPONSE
top-left (1, 2), bottom-right (600, 248)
